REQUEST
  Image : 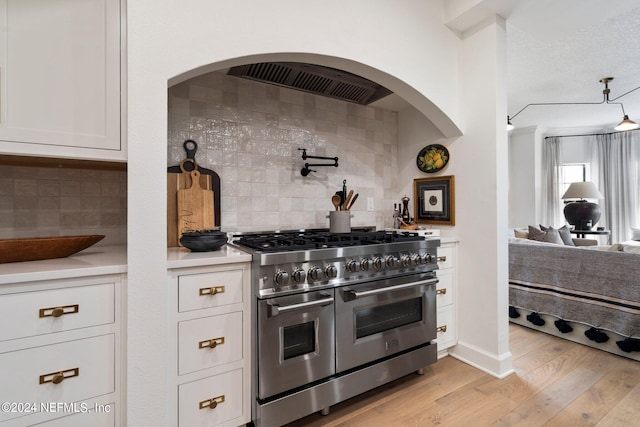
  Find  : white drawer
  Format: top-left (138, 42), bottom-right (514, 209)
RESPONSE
top-left (436, 306), bottom-right (455, 350)
top-left (30, 403), bottom-right (115, 426)
top-left (435, 270), bottom-right (453, 307)
top-left (178, 312), bottom-right (243, 375)
top-left (437, 246), bottom-right (454, 270)
top-left (178, 369), bottom-right (243, 427)
top-left (178, 270), bottom-right (243, 313)
top-left (0, 283), bottom-right (115, 342)
top-left (0, 335), bottom-right (115, 422)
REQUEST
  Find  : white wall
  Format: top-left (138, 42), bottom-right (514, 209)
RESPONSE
top-left (126, 1), bottom-right (507, 425)
top-left (447, 17), bottom-right (512, 376)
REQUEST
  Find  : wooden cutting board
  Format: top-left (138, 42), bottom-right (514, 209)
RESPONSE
top-left (177, 169), bottom-right (215, 242)
top-left (167, 169), bottom-right (212, 247)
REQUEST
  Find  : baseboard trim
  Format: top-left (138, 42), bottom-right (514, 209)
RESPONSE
top-left (449, 340), bottom-right (514, 379)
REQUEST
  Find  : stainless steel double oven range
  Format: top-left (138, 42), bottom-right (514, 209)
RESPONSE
top-left (232, 229), bottom-right (440, 427)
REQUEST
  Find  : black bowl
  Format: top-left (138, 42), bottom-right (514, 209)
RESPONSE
top-left (180, 230), bottom-right (228, 252)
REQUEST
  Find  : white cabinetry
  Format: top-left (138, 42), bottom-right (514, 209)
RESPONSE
top-left (435, 240), bottom-right (457, 356)
top-left (0, 0), bottom-right (124, 161)
top-left (0, 274), bottom-right (123, 426)
top-left (168, 261), bottom-right (251, 427)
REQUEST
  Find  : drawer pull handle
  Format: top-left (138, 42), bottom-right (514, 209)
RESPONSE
top-left (199, 394), bottom-right (225, 410)
top-left (436, 288), bottom-right (447, 295)
top-left (437, 325), bottom-right (447, 333)
top-left (437, 256), bottom-right (447, 263)
top-left (39, 367), bottom-right (79, 385)
top-left (39, 304), bottom-right (79, 318)
top-left (199, 286), bottom-right (225, 296)
top-left (198, 336), bottom-right (225, 349)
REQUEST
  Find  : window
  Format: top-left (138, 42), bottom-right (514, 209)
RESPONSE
top-left (560, 163), bottom-right (589, 195)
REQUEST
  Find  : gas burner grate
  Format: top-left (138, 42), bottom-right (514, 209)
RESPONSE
top-left (233, 230), bottom-right (424, 253)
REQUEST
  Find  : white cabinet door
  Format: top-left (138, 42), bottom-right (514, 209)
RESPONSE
top-left (0, 0), bottom-right (122, 157)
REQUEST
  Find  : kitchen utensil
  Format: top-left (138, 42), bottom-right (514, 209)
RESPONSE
top-left (0, 235), bottom-right (104, 264)
top-left (331, 194), bottom-right (341, 211)
top-left (179, 230), bottom-right (228, 252)
top-left (343, 190), bottom-right (354, 211)
top-left (342, 179), bottom-right (347, 208)
top-left (177, 165), bottom-right (215, 240)
top-left (335, 191), bottom-right (344, 210)
top-left (346, 193), bottom-right (359, 211)
top-left (168, 158), bottom-right (212, 247)
top-left (167, 139), bottom-right (221, 227)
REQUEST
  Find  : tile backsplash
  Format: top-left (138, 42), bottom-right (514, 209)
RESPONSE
top-left (168, 71), bottom-right (399, 232)
top-left (0, 166), bottom-right (127, 244)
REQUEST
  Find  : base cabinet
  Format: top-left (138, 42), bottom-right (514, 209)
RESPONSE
top-left (168, 262), bottom-right (251, 427)
top-left (178, 369), bottom-right (244, 427)
top-left (0, 275), bottom-right (123, 427)
top-left (435, 241), bottom-right (458, 356)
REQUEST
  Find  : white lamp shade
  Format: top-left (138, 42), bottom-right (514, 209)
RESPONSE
top-left (561, 181), bottom-right (604, 200)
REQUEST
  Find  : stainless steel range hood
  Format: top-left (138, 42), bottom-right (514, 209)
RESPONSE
top-left (227, 62), bottom-right (393, 105)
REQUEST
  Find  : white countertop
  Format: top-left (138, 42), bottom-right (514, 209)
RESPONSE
top-left (0, 245), bottom-right (127, 285)
top-left (167, 244), bottom-right (252, 269)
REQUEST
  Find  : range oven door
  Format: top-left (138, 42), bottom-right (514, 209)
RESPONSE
top-left (257, 290), bottom-right (335, 400)
top-left (335, 273), bottom-right (437, 373)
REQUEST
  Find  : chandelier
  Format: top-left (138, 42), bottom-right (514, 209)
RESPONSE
top-left (507, 77), bottom-right (639, 132)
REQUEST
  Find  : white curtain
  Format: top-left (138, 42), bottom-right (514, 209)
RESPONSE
top-left (541, 136), bottom-right (564, 227)
top-left (591, 131), bottom-right (640, 242)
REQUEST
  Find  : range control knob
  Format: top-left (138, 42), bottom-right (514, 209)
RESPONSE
top-left (308, 266), bottom-right (322, 282)
top-left (346, 259), bottom-right (359, 273)
top-left (291, 268), bottom-right (306, 284)
top-left (411, 254), bottom-right (423, 265)
top-left (324, 265), bottom-right (338, 279)
top-left (372, 257), bottom-right (383, 270)
top-left (273, 270), bottom-right (289, 286)
top-left (422, 253), bottom-right (434, 264)
top-left (385, 255), bottom-right (398, 268)
top-left (400, 255), bottom-right (412, 267)
top-left (360, 258), bottom-right (371, 271)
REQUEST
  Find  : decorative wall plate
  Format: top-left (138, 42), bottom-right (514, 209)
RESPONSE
top-left (417, 144), bottom-right (449, 173)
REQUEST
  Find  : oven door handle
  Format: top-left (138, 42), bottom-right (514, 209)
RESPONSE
top-left (268, 296), bottom-right (334, 316)
top-left (344, 277), bottom-right (439, 300)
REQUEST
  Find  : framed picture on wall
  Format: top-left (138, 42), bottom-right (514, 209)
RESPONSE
top-left (414, 175), bottom-right (455, 225)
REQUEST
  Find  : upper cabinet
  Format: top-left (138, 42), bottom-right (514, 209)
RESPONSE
top-left (0, 0), bottom-right (124, 161)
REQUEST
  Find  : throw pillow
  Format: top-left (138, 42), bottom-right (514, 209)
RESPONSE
top-left (540, 224), bottom-right (575, 246)
top-left (529, 225), bottom-right (564, 245)
top-left (514, 228), bottom-right (529, 238)
top-left (631, 227), bottom-right (640, 241)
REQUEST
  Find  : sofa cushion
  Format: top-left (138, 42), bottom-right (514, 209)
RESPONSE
top-left (529, 225), bottom-right (564, 245)
top-left (538, 224), bottom-right (575, 246)
top-left (631, 227), bottom-right (640, 241)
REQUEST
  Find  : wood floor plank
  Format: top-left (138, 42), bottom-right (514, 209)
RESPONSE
top-left (595, 382), bottom-right (640, 427)
top-left (489, 350), bottom-right (613, 426)
top-left (543, 363), bottom-right (640, 426)
top-left (282, 325), bottom-right (640, 427)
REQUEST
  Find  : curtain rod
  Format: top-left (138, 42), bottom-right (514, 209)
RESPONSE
top-left (544, 128), bottom-right (639, 139)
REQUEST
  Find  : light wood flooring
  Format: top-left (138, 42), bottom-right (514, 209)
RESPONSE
top-left (285, 324), bottom-right (640, 427)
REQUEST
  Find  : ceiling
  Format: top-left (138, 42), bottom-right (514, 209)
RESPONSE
top-left (505, 0), bottom-right (640, 131)
top-left (374, 0), bottom-right (640, 133)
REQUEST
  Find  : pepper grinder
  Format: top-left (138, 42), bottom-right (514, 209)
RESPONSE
top-left (401, 195), bottom-right (411, 224)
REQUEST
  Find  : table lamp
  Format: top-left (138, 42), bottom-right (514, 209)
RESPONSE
top-left (561, 182), bottom-right (604, 230)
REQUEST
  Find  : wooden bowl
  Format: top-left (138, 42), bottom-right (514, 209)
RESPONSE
top-left (0, 235), bottom-right (105, 264)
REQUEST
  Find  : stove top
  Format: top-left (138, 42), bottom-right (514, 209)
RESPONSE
top-left (232, 229), bottom-right (425, 253)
